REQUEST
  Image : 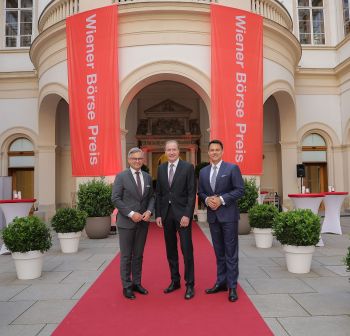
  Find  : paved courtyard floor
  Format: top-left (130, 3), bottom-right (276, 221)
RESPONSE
top-left (0, 217), bottom-right (350, 336)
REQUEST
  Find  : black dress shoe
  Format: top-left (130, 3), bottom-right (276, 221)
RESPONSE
top-left (228, 288), bottom-right (238, 302)
top-left (133, 284), bottom-right (149, 295)
top-left (205, 284), bottom-right (228, 294)
top-left (185, 286), bottom-right (195, 300)
top-left (123, 287), bottom-right (136, 300)
top-left (164, 281), bottom-right (181, 294)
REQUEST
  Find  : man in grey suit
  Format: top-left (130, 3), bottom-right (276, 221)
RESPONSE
top-left (112, 147), bottom-right (155, 300)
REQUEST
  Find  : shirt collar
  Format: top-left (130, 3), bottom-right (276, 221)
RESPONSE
top-left (168, 158), bottom-right (180, 168)
top-left (212, 160), bottom-right (222, 170)
top-left (130, 167), bottom-right (141, 175)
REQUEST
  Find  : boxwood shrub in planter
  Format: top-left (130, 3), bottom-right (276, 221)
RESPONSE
top-left (77, 178), bottom-right (114, 239)
top-left (248, 204), bottom-right (278, 248)
top-left (1, 216), bottom-right (52, 279)
top-left (237, 178), bottom-right (259, 234)
top-left (273, 209), bottom-right (321, 273)
top-left (51, 208), bottom-right (87, 253)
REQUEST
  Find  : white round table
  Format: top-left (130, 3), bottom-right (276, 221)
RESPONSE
top-left (288, 193), bottom-right (324, 246)
top-left (0, 199), bottom-right (36, 255)
top-left (321, 192), bottom-right (348, 235)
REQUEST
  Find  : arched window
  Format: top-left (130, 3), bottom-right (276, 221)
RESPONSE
top-left (302, 133), bottom-right (326, 162)
top-left (302, 133), bottom-right (327, 193)
top-left (8, 137), bottom-right (34, 199)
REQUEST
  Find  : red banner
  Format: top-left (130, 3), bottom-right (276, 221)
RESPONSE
top-left (211, 4), bottom-right (263, 175)
top-left (66, 5), bottom-right (122, 176)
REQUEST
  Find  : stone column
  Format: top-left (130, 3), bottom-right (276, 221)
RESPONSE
top-left (280, 141), bottom-right (299, 209)
top-left (331, 145), bottom-right (345, 191)
top-left (37, 144), bottom-right (56, 220)
top-left (190, 146), bottom-right (196, 166)
top-left (120, 129), bottom-right (128, 169)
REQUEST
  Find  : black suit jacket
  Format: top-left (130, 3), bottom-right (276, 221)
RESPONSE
top-left (155, 160), bottom-right (196, 222)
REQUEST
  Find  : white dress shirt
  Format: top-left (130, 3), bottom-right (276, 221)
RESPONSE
top-left (128, 168), bottom-right (145, 218)
top-left (206, 160), bottom-right (225, 206)
top-left (168, 158), bottom-right (179, 179)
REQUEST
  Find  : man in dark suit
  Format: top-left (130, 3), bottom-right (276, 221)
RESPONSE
top-left (112, 147), bottom-right (155, 300)
top-left (155, 140), bottom-right (196, 300)
top-left (198, 139), bottom-right (244, 302)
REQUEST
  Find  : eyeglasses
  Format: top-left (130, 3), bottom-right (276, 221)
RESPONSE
top-left (130, 158), bottom-right (143, 161)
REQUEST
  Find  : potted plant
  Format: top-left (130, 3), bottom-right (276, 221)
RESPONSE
top-left (273, 209), bottom-right (321, 274)
top-left (248, 203), bottom-right (278, 248)
top-left (237, 178), bottom-right (259, 234)
top-left (77, 178), bottom-right (114, 239)
top-left (51, 207), bottom-right (87, 253)
top-left (195, 162), bottom-right (210, 222)
top-left (1, 216), bottom-right (52, 280)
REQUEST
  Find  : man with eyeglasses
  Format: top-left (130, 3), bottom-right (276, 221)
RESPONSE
top-left (112, 147), bottom-right (155, 300)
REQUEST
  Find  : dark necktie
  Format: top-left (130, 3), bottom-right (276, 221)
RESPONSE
top-left (168, 163), bottom-right (175, 186)
top-left (135, 171), bottom-right (142, 196)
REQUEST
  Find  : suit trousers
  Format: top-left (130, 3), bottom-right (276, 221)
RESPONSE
top-left (209, 220), bottom-right (239, 289)
top-left (118, 223), bottom-right (149, 289)
top-left (163, 205), bottom-right (195, 287)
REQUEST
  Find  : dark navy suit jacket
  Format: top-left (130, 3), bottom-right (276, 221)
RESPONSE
top-left (198, 161), bottom-right (244, 223)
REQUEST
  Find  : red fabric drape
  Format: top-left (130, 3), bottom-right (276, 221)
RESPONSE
top-left (211, 4), bottom-right (263, 174)
top-left (66, 5), bottom-right (122, 176)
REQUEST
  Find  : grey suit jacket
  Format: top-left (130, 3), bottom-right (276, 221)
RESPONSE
top-left (111, 169), bottom-right (155, 229)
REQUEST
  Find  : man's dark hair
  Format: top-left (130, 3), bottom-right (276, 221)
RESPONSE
top-left (208, 139), bottom-right (224, 150)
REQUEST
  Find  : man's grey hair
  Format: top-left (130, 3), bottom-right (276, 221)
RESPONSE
top-left (164, 140), bottom-right (179, 150)
top-left (128, 147), bottom-right (143, 158)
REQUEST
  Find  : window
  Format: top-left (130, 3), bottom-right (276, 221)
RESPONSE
top-left (297, 0), bottom-right (325, 45)
top-left (4, 0), bottom-right (33, 48)
top-left (344, 0), bottom-right (350, 36)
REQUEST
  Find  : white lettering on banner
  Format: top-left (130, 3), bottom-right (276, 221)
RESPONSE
top-left (85, 14), bottom-right (99, 166)
top-left (234, 15), bottom-right (247, 163)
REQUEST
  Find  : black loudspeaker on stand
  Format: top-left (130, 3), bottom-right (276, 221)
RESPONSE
top-left (296, 164), bottom-right (305, 193)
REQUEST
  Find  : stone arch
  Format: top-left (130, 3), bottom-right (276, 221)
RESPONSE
top-left (298, 122), bottom-right (342, 192)
top-left (120, 60), bottom-right (210, 129)
top-left (297, 122), bottom-right (340, 148)
top-left (0, 127), bottom-right (38, 176)
top-left (263, 83), bottom-right (297, 201)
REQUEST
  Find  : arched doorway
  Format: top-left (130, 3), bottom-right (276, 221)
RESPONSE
top-left (261, 96), bottom-right (282, 196)
top-left (8, 137), bottom-right (34, 199)
top-left (125, 80), bottom-right (210, 179)
top-left (302, 133), bottom-right (328, 193)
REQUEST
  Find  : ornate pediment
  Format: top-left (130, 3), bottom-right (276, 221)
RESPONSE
top-left (137, 98), bottom-right (200, 137)
top-left (144, 99), bottom-right (192, 117)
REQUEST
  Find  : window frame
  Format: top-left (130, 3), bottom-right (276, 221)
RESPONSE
top-left (343, 0), bottom-right (350, 37)
top-left (3, 0), bottom-right (33, 49)
top-left (297, 0), bottom-right (326, 45)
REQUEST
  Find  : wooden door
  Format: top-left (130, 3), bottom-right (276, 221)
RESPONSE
top-left (304, 163), bottom-right (328, 193)
top-left (8, 168), bottom-right (34, 199)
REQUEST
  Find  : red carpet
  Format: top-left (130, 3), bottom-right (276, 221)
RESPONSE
top-left (53, 223), bottom-right (273, 335)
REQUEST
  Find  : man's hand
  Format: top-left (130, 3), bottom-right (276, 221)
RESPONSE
top-left (156, 217), bottom-right (163, 228)
top-left (131, 212), bottom-right (143, 223)
top-left (180, 216), bottom-right (190, 227)
top-left (207, 196), bottom-right (222, 211)
top-left (142, 211), bottom-right (151, 222)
